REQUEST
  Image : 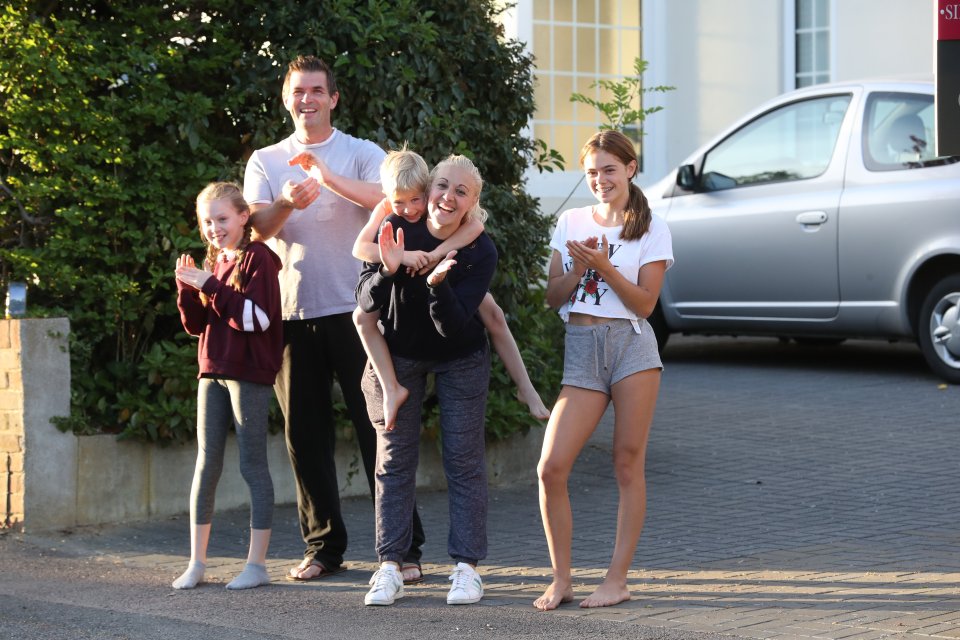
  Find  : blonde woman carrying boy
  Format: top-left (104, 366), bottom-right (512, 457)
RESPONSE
top-left (350, 147), bottom-right (551, 432)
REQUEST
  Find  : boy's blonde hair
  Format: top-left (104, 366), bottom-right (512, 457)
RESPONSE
top-left (380, 144), bottom-right (430, 197)
top-left (430, 154), bottom-right (488, 223)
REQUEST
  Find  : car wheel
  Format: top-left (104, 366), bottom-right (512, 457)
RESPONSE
top-left (918, 274), bottom-right (960, 384)
top-left (648, 303), bottom-right (670, 354)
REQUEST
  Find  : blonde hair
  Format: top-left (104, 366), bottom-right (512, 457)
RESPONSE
top-left (430, 154), bottom-right (488, 223)
top-left (380, 144), bottom-right (430, 197)
top-left (579, 130), bottom-right (651, 242)
top-left (195, 182), bottom-right (253, 295)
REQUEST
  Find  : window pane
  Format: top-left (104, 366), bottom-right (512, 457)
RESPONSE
top-left (555, 0), bottom-right (573, 22)
top-left (621, 0), bottom-right (640, 26)
top-left (535, 75), bottom-right (553, 120)
top-left (576, 27), bottom-right (597, 73)
top-left (574, 75), bottom-right (597, 103)
top-left (555, 75), bottom-right (574, 121)
top-left (815, 31), bottom-right (828, 73)
top-left (701, 95), bottom-right (852, 190)
top-left (598, 0), bottom-right (617, 24)
top-left (534, 0), bottom-right (550, 21)
top-left (796, 33), bottom-right (812, 74)
top-left (797, 0), bottom-right (813, 28)
top-left (577, 0), bottom-right (595, 24)
top-left (555, 25), bottom-right (574, 71)
top-left (555, 124), bottom-right (577, 164)
top-left (815, 0), bottom-right (828, 28)
top-left (620, 29), bottom-right (640, 67)
top-left (533, 123), bottom-right (552, 148)
top-left (598, 28), bottom-right (618, 75)
top-left (534, 24), bottom-right (552, 66)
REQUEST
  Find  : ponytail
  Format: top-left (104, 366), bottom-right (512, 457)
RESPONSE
top-left (579, 130), bottom-right (651, 241)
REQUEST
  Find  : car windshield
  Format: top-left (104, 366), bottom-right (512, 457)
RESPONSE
top-left (699, 94), bottom-right (851, 191)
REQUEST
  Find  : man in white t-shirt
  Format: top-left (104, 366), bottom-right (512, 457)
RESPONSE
top-left (244, 55), bottom-right (425, 582)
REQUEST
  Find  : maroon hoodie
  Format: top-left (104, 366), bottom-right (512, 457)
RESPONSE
top-left (177, 241), bottom-right (283, 385)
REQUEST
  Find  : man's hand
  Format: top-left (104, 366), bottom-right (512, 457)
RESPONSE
top-left (288, 151), bottom-right (330, 185)
top-left (280, 176), bottom-right (321, 210)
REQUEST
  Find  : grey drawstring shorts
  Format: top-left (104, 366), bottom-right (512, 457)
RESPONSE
top-left (561, 318), bottom-right (662, 393)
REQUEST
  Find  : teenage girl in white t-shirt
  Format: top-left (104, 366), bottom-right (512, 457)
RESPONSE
top-left (535, 130), bottom-right (674, 612)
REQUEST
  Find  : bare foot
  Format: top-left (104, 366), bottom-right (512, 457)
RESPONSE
top-left (518, 387), bottom-right (550, 421)
top-left (533, 581), bottom-right (574, 611)
top-left (400, 563), bottom-right (424, 585)
top-left (382, 385), bottom-right (409, 431)
top-left (579, 580), bottom-right (630, 608)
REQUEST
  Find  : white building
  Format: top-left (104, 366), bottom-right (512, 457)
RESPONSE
top-left (500, 0), bottom-right (935, 214)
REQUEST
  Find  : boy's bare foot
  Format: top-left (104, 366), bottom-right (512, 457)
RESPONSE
top-left (383, 385), bottom-right (410, 431)
top-left (579, 580), bottom-right (630, 608)
top-left (518, 388), bottom-right (550, 421)
top-left (533, 581), bottom-right (574, 611)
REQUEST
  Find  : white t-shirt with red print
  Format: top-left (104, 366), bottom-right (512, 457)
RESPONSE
top-left (549, 206), bottom-right (674, 331)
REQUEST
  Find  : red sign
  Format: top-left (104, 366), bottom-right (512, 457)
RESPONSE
top-left (940, 1), bottom-right (960, 40)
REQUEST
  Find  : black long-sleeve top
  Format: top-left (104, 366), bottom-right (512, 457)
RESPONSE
top-left (356, 215), bottom-right (497, 361)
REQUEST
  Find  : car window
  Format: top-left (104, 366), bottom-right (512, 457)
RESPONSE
top-left (862, 91), bottom-right (960, 171)
top-left (700, 94), bottom-right (851, 191)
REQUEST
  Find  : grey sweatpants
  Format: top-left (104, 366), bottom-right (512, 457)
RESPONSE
top-left (191, 377), bottom-right (275, 529)
top-left (361, 346), bottom-right (490, 566)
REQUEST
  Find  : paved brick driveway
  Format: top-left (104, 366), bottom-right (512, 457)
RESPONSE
top-left (44, 335), bottom-right (960, 639)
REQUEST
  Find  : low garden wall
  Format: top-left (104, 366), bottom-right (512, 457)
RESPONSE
top-left (0, 319), bottom-right (542, 532)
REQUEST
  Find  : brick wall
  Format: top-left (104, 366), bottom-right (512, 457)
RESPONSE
top-left (0, 320), bottom-right (24, 530)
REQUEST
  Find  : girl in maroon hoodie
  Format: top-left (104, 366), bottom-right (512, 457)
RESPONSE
top-left (173, 182), bottom-right (282, 590)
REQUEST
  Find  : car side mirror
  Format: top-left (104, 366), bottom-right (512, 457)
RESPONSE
top-left (676, 164), bottom-right (697, 191)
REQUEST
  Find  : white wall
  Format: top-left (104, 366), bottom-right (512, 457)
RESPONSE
top-left (658, 0), bottom-right (784, 173)
top-left (833, 0), bottom-right (934, 82)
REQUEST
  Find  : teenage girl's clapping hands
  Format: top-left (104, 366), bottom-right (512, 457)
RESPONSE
top-left (565, 235), bottom-right (600, 275)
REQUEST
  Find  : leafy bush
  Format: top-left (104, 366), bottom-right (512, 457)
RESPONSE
top-left (0, 1), bottom-right (562, 443)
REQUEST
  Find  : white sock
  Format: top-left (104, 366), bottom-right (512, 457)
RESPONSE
top-left (172, 561), bottom-right (206, 589)
top-left (226, 563), bottom-right (270, 590)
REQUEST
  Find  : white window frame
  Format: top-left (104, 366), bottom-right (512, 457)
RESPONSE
top-left (782, 0), bottom-right (835, 92)
top-left (505, 0), bottom-right (668, 207)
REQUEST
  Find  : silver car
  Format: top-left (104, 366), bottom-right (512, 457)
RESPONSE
top-left (647, 79), bottom-right (960, 383)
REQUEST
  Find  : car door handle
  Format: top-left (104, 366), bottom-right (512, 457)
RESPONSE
top-left (796, 211), bottom-right (828, 225)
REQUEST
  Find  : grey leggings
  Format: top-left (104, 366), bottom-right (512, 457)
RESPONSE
top-left (191, 377), bottom-right (274, 529)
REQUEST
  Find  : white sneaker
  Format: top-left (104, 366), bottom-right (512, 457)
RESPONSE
top-left (365, 564), bottom-right (404, 606)
top-left (447, 562), bottom-right (483, 605)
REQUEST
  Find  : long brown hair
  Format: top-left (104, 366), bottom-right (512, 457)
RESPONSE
top-left (579, 130), bottom-right (651, 241)
top-left (195, 182), bottom-right (253, 298)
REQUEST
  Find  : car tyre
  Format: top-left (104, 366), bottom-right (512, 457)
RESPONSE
top-left (648, 302), bottom-right (670, 354)
top-left (918, 274), bottom-right (960, 384)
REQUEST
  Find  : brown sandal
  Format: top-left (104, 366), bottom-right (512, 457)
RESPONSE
top-left (286, 558), bottom-right (346, 582)
top-left (401, 562), bottom-right (424, 585)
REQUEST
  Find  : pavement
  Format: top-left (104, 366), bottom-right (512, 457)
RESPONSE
top-left (2, 335), bottom-right (960, 639)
